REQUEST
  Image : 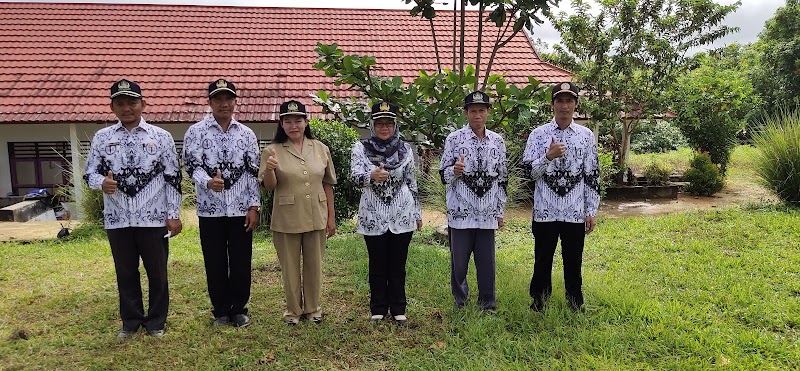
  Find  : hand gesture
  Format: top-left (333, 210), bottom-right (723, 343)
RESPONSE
top-left (265, 148), bottom-right (279, 171)
top-left (370, 163), bottom-right (389, 183)
top-left (244, 207), bottom-right (259, 232)
top-left (102, 171), bottom-right (117, 194)
top-left (546, 135), bottom-right (566, 161)
top-left (453, 155), bottom-right (465, 177)
top-left (166, 219), bottom-right (182, 238)
top-left (208, 169), bottom-right (225, 192)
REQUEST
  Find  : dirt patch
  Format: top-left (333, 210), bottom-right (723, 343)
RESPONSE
top-left (0, 221), bottom-right (77, 242)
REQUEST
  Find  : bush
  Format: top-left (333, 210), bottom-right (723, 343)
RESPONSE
top-left (643, 160), bottom-right (672, 186)
top-left (598, 147), bottom-right (618, 198)
top-left (260, 119), bottom-right (361, 228)
top-left (80, 185), bottom-right (104, 224)
top-left (631, 120), bottom-right (688, 153)
top-left (752, 108), bottom-right (800, 205)
top-left (684, 152), bottom-right (724, 196)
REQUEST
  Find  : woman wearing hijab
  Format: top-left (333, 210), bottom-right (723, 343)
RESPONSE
top-left (350, 101), bottom-right (422, 326)
top-left (260, 100), bottom-right (337, 326)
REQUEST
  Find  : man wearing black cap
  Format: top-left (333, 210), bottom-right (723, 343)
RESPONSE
top-left (84, 79), bottom-right (183, 338)
top-left (439, 91), bottom-right (508, 313)
top-left (522, 82), bottom-right (600, 312)
top-left (183, 79), bottom-right (261, 328)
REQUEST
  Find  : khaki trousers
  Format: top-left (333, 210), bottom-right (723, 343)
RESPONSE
top-left (272, 229), bottom-right (326, 320)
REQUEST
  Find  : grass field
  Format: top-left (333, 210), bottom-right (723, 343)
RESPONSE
top-left (2, 146), bottom-right (798, 370)
top-left (1, 203), bottom-right (799, 370)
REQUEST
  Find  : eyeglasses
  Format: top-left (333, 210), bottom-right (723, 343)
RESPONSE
top-left (374, 122), bottom-right (395, 128)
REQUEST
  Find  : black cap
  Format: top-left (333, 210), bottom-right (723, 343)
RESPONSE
top-left (551, 82), bottom-right (579, 100)
top-left (208, 79), bottom-right (237, 97)
top-left (371, 101), bottom-right (398, 120)
top-left (110, 79), bottom-right (142, 99)
top-left (279, 100), bottom-right (307, 117)
top-left (463, 90), bottom-right (491, 108)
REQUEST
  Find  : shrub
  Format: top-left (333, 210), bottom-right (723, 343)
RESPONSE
top-left (80, 185), bottom-right (104, 224)
top-left (259, 119), bottom-right (361, 228)
top-left (598, 147), bottom-right (618, 198)
top-left (180, 169), bottom-right (196, 208)
top-left (752, 108), bottom-right (800, 205)
top-left (643, 160), bottom-right (672, 186)
top-left (631, 120), bottom-right (688, 153)
top-left (684, 152), bottom-right (724, 196)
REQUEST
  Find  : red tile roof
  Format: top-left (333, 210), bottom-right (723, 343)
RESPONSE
top-left (0, 2), bottom-right (571, 124)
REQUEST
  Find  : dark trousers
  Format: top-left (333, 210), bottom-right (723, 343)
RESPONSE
top-left (530, 221), bottom-right (586, 309)
top-left (449, 228), bottom-right (496, 309)
top-left (106, 227), bottom-right (169, 332)
top-left (364, 231), bottom-right (412, 316)
top-left (199, 216), bottom-right (253, 318)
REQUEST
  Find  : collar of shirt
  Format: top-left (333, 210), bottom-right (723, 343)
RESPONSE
top-left (204, 115), bottom-right (241, 132)
top-left (548, 118), bottom-right (578, 133)
top-left (112, 118), bottom-right (153, 135)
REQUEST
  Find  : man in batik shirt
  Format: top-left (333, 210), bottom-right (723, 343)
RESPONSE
top-left (439, 90), bottom-right (508, 313)
top-left (183, 79), bottom-right (260, 328)
top-left (84, 79), bottom-right (182, 338)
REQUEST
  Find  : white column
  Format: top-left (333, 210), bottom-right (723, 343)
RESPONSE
top-left (69, 123), bottom-right (83, 219)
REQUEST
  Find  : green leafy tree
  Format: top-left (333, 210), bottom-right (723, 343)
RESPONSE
top-left (313, 43), bottom-right (549, 149)
top-left (751, 0), bottom-right (800, 115)
top-left (548, 0), bottom-right (739, 181)
top-left (669, 53), bottom-right (760, 174)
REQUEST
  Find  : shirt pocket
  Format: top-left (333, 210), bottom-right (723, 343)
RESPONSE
top-left (318, 193), bottom-right (327, 202)
top-left (278, 195), bottom-right (295, 205)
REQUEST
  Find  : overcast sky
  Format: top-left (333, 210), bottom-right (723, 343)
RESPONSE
top-left (9, 0), bottom-right (785, 51)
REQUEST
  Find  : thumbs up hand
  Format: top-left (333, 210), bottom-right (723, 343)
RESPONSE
top-left (454, 154), bottom-right (465, 177)
top-left (370, 162), bottom-right (389, 183)
top-left (208, 168), bottom-right (225, 192)
top-left (265, 148), bottom-right (279, 171)
top-left (545, 135), bottom-right (566, 161)
top-left (102, 170), bottom-right (118, 194)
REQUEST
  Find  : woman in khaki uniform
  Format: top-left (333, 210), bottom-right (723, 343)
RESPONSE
top-left (260, 100), bottom-right (336, 326)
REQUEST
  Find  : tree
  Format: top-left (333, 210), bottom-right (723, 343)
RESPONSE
top-left (408, 0), bottom-right (558, 89)
top-left (751, 0), bottom-right (800, 116)
top-left (313, 44), bottom-right (548, 149)
top-left (548, 0), bottom-right (739, 180)
top-left (669, 52), bottom-right (760, 174)
top-left (312, 1), bottom-right (559, 149)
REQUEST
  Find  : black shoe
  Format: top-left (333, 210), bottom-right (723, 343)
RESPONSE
top-left (392, 315), bottom-right (408, 327)
top-left (146, 329), bottom-right (165, 337)
top-left (212, 316), bottom-right (231, 327)
top-left (481, 307), bottom-right (498, 316)
top-left (232, 314), bottom-right (251, 328)
top-left (530, 301), bottom-right (544, 312)
top-left (116, 329), bottom-right (137, 339)
top-left (310, 316), bottom-right (323, 324)
top-left (369, 314), bottom-right (384, 325)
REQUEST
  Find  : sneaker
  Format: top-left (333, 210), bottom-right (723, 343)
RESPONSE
top-left (146, 329), bottom-right (165, 337)
top-left (392, 314), bottom-right (408, 327)
top-left (310, 316), bottom-right (323, 324)
top-left (232, 314), bottom-right (251, 328)
top-left (369, 314), bottom-right (384, 325)
top-left (212, 316), bottom-right (231, 327)
top-left (284, 318), bottom-right (299, 326)
top-left (116, 329), bottom-right (136, 339)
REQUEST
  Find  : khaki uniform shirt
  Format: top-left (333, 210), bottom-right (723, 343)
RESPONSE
top-left (259, 139), bottom-right (337, 233)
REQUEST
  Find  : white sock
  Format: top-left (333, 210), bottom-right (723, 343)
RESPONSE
top-left (370, 315), bottom-right (384, 320)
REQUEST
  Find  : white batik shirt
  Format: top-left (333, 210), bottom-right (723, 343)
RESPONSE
top-left (84, 119), bottom-right (182, 230)
top-left (351, 141), bottom-right (421, 236)
top-left (183, 116), bottom-right (261, 217)
top-left (523, 119), bottom-right (600, 223)
top-left (439, 126), bottom-right (508, 229)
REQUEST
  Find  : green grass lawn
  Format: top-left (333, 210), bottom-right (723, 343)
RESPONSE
top-left (1, 204), bottom-right (799, 370)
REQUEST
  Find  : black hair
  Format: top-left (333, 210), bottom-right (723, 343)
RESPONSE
top-left (273, 116), bottom-right (315, 143)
